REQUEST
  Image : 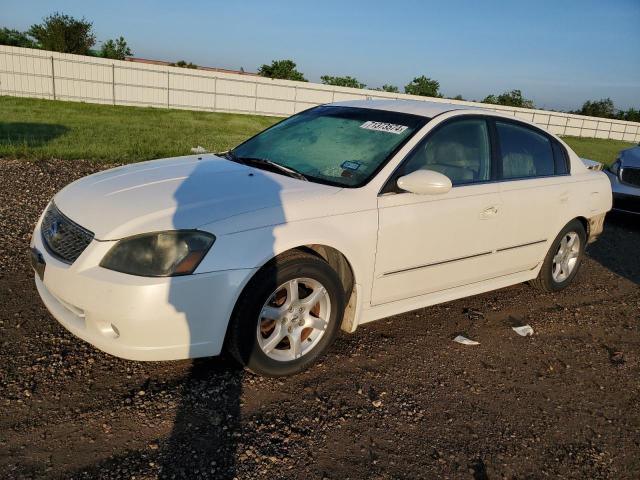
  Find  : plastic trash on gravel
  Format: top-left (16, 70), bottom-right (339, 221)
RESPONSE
top-left (512, 325), bottom-right (534, 336)
top-left (463, 308), bottom-right (484, 321)
top-left (453, 335), bottom-right (480, 345)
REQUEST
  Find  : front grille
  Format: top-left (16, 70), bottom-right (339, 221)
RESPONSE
top-left (621, 167), bottom-right (640, 188)
top-left (40, 203), bottom-right (94, 264)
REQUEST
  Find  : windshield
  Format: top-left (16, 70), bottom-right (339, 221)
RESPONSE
top-left (231, 106), bottom-right (427, 187)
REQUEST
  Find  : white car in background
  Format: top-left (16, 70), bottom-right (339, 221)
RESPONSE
top-left (31, 100), bottom-right (612, 376)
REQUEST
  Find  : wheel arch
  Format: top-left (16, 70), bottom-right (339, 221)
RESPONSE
top-left (575, 214), bottom-right (607, 244)
top-left (235, 243), bottom-right (360, 334)
top-left (575, 216), bottom-right (589, 236)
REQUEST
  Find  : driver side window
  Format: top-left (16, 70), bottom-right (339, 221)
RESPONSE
top-left (402, 118), bottom-right (491, 185)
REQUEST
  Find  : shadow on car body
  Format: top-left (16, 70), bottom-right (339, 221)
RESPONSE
top-left (63, 156), bottom-right (284, 479)
top-left (158, 156), bottom-right (284, 478)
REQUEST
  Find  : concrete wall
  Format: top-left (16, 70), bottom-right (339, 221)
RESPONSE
top-left (1, 45), bottom-right (639, 142)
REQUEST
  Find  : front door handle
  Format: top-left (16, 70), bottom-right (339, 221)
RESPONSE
top-left (480, 206), bottom-right (499, 219)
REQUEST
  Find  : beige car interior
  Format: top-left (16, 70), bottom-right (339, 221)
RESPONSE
top-left (407, 120), bottom-right (491, 184)
top-left (406, 119), bottom-right (555, 182)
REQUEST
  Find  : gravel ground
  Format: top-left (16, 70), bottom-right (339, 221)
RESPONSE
top-left (1, 158), bottom-right (639, 479)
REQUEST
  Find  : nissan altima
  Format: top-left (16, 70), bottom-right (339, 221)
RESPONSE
top-left (31, 100), bottom-right (612, 376)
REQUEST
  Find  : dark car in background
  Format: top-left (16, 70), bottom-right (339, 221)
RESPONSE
top-left (604, 144), bottom-right (640, 214)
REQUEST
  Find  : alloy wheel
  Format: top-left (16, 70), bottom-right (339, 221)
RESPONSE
top-left (552, 231), bottom-right (580, 283)
top-left (256, 278), bottom-right (331, 362)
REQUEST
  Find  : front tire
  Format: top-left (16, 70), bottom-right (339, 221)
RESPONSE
top-left (226, 251), bottom-right (345, 377)
top-left (530, 219), bottom-right (586, 292)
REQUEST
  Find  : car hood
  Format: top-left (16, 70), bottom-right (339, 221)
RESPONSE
top-left (620, 146), bottom-right (640, 168)
top-left (54, 154), bottom-right (342, 240)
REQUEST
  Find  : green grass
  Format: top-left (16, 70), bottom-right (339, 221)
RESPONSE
top-left (0, 96), bottom-right (279, 163)
top-left (0, 96), bottom-right (635, 166)
top-left (561, 136), bottom-right (634, 167)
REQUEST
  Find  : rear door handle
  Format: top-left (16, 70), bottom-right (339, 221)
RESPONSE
top-left (480, 206), bottom-right (499, 219)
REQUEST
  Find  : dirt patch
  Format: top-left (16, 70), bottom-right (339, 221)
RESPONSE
top-left (1, 158), bottom-right (639, 479)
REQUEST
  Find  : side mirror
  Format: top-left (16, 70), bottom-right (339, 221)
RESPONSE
top-left (397, 169), bottom-right (452, 195)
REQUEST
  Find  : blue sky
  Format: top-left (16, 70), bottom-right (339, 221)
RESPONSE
top-left (3, 0), bottom-right (639, 110)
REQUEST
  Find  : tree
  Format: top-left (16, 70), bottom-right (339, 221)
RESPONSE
top-left (100, 36), bottom-right (132, 60)
top-left (375, 84), bottom-right (399, 93)
top-left (320, 75), bottom-right (365, 89)
top-left (404, 76), bottom-right (441, 97)
top-left (579, 98), bottom-right (615, 118)
top-left (619, 108), bottom-right (640, 122)
top-left (171, 60), bottom-right (198, 69)
top-left (28, 12), bottom-right (95, 54)
top-left (0, 28), bottom-right (37, 48)
top-left (482, 89), bottom-right (534, 109)
top-left (452, 94), bottom-right (465, 101)
top-left (258, 59), bottom-right (306, 81)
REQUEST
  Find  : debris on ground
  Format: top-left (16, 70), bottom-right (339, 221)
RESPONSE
top-left (463, 308), bottom-right (485, 321)
top-left (604, 345), bottom-right (625, 366)
top-left (609, 351), bottom-right (625, 365)
top-left (453, 335), bottom-right (481, 346)
top-left (512, 325), bottom-right (534, 336)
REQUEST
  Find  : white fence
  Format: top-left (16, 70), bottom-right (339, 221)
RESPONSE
top-left (1, 45), bottom-right (639, 142)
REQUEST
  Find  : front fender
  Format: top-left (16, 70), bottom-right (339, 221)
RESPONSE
top-left (195, 209), bottom-right (378, 307)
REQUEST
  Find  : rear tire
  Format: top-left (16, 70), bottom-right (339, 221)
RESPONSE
top-left (226, 250), bottom-right (345, 377)
top-left (530, 219), bottom-right (586, 292)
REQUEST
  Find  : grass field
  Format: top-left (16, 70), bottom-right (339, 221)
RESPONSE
top-left (561, 136), bottom-right (634, 166)
top-left (0, 96), bottom-right (278, 163)
top-left (0, 96), bottom-right (634, 165)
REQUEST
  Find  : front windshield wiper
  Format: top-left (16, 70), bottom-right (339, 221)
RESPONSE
top-left (224, 151), bottom-right (308, 181)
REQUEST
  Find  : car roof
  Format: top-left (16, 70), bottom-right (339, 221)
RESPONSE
top-left (328, 99), bottom-right (486, 118)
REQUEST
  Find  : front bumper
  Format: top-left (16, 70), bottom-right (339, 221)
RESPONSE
top-left (32, 222), bottom-right (255, 361)
top-left (604, 170), bottom-right (640, 214)
top-left (612, 192), bottom-right (640, 214)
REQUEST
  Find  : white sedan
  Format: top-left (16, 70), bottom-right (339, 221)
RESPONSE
top-left (31, 100), bottom-right (612, 376)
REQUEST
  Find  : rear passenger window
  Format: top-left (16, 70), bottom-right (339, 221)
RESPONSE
top-left (552, 140), bottom-right (570, 175)
top-left (497, 122), bottom-right (555, 179)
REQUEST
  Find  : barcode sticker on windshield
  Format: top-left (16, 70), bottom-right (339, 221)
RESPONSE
top-left (360, 121), bottom-right (408, 134)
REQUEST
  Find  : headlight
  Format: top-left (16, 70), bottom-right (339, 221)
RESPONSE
top-left (609, 159), bottom-right (621, 177)
top-left (100, 230), bottom-right (215, 277)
